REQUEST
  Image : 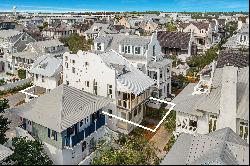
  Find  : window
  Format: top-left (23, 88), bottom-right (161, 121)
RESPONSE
top-left (82, 141), bottom-right (87, 152)
top-left (152, 45), bottom-right (156, 57)
top-left (107, 84), bottom-right (112, 98)
top-left (35, 74), bottom-right (38, 80)
top-left (108, 109), bottom-right (112, 119)
top-left (72, 60), bottom-right (75, 64)
top-left (85, 81), bottom-right (89, 87)
top-left (135, 46), bottom-right (141, 55)
top-left (65, 62), bottom-right (68, 68)
top-left (66, 81), bottom-right (69, 85)
top-left (239, 121), bottom-right (248, 142)
top-left (134, 109), bottom-right (137, 117)
top-left (80, 120), bottom-right (84, 127)
top-left (121, 45), bottom-right (125, 53)
top-left (121, 112), bottom-right (126, 119)
top-left (42, 76), bottom-right (45, 82)
top-left (97, 43), bottom-right (102, 50)
top-left (129, 112), bottom-right (132, 120)
top-left (65, 56), bottom-right (68, 61)
top-left (189, 120), bottom-right (197, 128)
top-left (51, 130), bottom-right (57, 141)
top-left (209, 114), bottom-right (217, 133)
top-left (72, 67), bottom-right (75, 73)
top-left (85, 62), bottom-right (89, 66)
top-left (48, 128), bottom-right (51, 138)
top-left (93, 80), bottom-right (98, 95)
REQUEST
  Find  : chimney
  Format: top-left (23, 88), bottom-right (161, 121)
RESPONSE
top-left (217, 66), bottom-right (238, 132)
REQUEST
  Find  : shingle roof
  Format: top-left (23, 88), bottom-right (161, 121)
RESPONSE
top-left (10, 85), bottom-right (112, 132)
top-left (99, 50), bottom-right (155, 95)
top-left (157, 31), bottom-right (191, 49)
top-left (216, 50), bottom-right (249, 68)
top-left (29, 55), bottom-right (62, 77)
top-left (161, 127), bottom-right (249, 165)
top-left (0, 144), bottom-right (13, 162)
top-left (179, 21), bottom-right (210, 30)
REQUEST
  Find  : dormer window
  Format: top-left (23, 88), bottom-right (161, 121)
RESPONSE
top-left (97, 43), bottom-right (102, 51)
top-left (135, 46), bottom-right (141, 55)
top-left (152, 45), bottom-right (156, 57)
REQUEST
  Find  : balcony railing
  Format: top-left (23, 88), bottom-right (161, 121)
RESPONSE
top-left (64, 115), bottom-right (105, 148)
top-left (117, 90), bottom-right (150, 110)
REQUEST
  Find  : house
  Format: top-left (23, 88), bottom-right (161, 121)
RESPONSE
top-left (48, 16), bottom-right (84, 26)
top-left (42, 23), bottom-right (75, 39)
top-left (0, 18), bottom-right (17, 30)
top-left (10, 84), bottom-right (112, 165)
top-left (21, 55), bottom-right (63, 102)
top-left (11, 39), bottom-right (66, 75)
top-left (177, 21), bottom-right (213, 52)
top-left (83, 23), bottom-right (118, 40)
top-left (139, 20), bottom-right (158, 35)
top-left (222, 23), bottom-right (249, 49)
top-left (73, 22), bottom-right (93, 37)
top-left (169, 64), bottom-right (249, 143)
top-left (116, 17), bottom-right (131, 29)
top-left (0, 29), bottom-right (36, 73)
top-left (161, 127), bottom-right (249, 165)
top-left (0, 144), bottom-right (14, 164)
top-left (19, 17), bottom-right (43, 28)
top-left (157, 31), bottom-right (196, 61)
top-left (63, 50), bottom-right (155, 134)
top-left (92, 31), bottom-right (173, 99)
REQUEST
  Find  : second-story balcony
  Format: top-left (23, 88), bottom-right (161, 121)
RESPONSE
top-left (117, 90), bottom-right (150, 110)
top-left (64, 114), bottom-right (106, 148)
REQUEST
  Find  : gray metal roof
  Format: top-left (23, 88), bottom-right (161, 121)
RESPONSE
top-left (0, 29), bottom-right (22, 38)
top-left (10, 85), bottom-right (112, 132)
top-left (99, 50), bottom-right (155, 95)
top-left (29, 55), bottom-right (62, 77)
top-left (169, 83), bottom-right (205, 116)
top-left (171, 66), bottom-right (249, 118)
top-left (236, 67), bottom-right (249, 121)
top-left (161, 127), bottom-right (249, 165)
top-left (0, 144), bottom-right (13, 162)
top-left (29, 39), bottom-right (64, 49)
top-left (119, 35), bottom-right (151, 47)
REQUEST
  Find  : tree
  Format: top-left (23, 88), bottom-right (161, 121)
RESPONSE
top-left (6, 137), bottom-right (53, 165)
top-left (0, 99), bottom-right (10, 144)
top-left (91, 134), bottom-right (159, 165)
top-left (60, 33), bottom-right (93, 53)
top-left (17, 69), bottom-right (26, 79)
top-left (164, 110), bottom-right (176, 132)
top-left (166, 22), bottom-right (177, 32)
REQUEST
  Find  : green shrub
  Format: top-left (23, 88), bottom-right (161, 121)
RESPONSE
top-left (18, 69), bottom-right (26, 79)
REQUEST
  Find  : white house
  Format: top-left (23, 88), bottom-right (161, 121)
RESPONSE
top-left (11, 39), bottom-right (67, 75)
top-left (84, 23), bottom-right (118, 40)
top-left (63, 50), bottom-right (155, 134)
top-left (0, 29), bottom-right (36, 73)
top-left (177, 21), bottom-right (213, 52)
top-left (169, 64), bottom-right (249, 143)
top-left (222, 23), bottom-right (249, 49)
top-left (11, 84), bottom-right (112, 165)
top-left (92, 31), bottom-right (173, 99)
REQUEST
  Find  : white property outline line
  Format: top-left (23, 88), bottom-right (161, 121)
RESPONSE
top-left (102, 97), bottom-right (176, 132)
top-left (19, 85), bottom-right (39, 98)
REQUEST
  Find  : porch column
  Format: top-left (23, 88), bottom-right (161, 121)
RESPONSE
top-left (94, 119), bottom-right (97, 131)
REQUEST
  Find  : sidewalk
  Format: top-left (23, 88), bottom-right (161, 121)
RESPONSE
top-left (149, 126), bottom-right (171, 159)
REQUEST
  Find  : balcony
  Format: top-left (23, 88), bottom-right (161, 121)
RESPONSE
top-left (64, 114), bottom-right (105, 148)
top-left (117, 90), bottom-right (150, 110)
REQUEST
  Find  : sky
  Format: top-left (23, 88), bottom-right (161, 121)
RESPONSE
top-left (0, 0), bottom-right (249, 13)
